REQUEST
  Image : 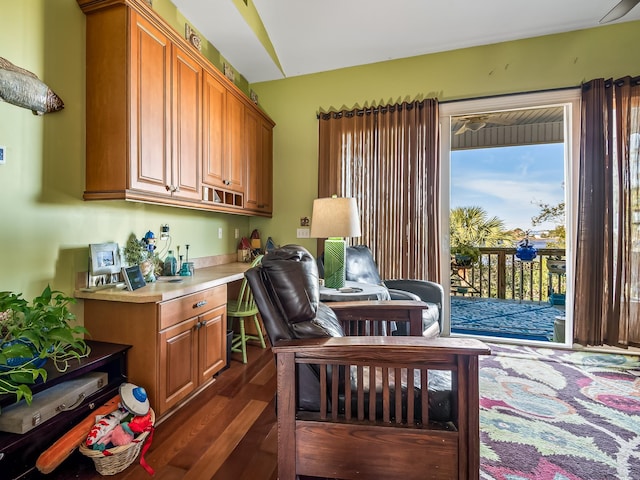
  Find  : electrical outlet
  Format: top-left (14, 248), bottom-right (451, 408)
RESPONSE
top-left (297, 228), bottom-right (310, 238)
top-left (160, 224), bottom-right (170, 240)
top-left (218, 227), bottom-right (223, 239)
top-left (234, 228), bottom-right (239, 239)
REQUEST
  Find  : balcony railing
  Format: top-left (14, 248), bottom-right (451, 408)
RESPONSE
top-left (451, 247), bottom-right (566, 303)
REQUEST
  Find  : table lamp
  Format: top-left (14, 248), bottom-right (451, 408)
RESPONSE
top-left (310, 196), bottom-right (361, 288)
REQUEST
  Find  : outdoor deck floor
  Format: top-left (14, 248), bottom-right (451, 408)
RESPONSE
top-left (450, 296), bottom-right (566, 342)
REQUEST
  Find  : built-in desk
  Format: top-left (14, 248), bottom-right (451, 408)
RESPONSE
top-left (75, 262), bottom-right (251, 303)
top-left (76, 262), bottom-right (252, 419)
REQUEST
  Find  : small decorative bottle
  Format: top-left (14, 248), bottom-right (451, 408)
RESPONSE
top-left (163, 250), bottom-right (177, 276)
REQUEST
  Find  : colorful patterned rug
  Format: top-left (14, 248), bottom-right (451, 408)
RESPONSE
top-left (451, 297), bottom-right (562, 341)
top-left (480, 343), bottom-right (640, 480)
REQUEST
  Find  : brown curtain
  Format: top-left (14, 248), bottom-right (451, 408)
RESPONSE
top-left (317, 99), bottom-right (440, 282)
top-left (574, 76), bottom-right (640, 347)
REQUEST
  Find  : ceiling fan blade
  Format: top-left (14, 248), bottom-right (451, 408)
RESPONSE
top-left (454, 124), bottom-right (467, 135)
top-left (600, 0), bottom-right (640, 23)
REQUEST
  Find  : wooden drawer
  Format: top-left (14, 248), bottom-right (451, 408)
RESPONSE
top-left (159, 285), bottom-right (226, 330)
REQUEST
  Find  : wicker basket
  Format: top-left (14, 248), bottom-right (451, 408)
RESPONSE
top-left (79, 409), bottom-right (155, 475)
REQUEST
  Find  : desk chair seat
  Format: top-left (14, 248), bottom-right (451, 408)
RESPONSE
top-left (228, 255), bottom-right (266, 363)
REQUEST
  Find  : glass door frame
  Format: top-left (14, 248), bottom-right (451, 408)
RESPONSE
top-left (439, 89), bottom-right (581, 347)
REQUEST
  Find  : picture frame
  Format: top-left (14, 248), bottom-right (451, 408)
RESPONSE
top-left (122, 265), bottom-right (147, 291)
top-left (89, 242), bottom-right (121, 276)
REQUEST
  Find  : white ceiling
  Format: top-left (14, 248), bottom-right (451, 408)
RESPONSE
top-left (170, 0), bottom-right (640, 83)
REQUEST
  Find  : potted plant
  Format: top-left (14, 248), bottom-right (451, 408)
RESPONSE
top-left (0, 285), bottom-right (90, 404)
top-left (451, 243), bottom-right (481, 268)
top-left (123, 232), bottom-right (162, 281)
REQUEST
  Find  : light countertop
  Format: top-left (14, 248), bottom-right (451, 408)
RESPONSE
top-left (75, 262), bottom-right (252, 304)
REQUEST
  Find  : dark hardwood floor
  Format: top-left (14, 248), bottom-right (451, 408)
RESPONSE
top-left (34, 343), bottom-right (279, 480)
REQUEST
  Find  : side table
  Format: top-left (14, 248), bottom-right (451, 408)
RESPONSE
top-left (319, 280), bottom-right (391, 302)
top-left (320, 281), bottom-right (393, 335)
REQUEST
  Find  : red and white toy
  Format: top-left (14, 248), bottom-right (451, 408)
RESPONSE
top-left (85, 383), bottom-right (151, 448)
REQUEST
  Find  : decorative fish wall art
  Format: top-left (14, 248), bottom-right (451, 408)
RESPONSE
top-left (0, 56), bottom-right (64, 115)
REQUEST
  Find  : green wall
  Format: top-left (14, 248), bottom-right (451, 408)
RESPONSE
top-left (1, 0), bottom-right (639, 324)
top-left (249, 20), bottom-right (640, 254)
top-left (0, 0), bottom-right (252, 316)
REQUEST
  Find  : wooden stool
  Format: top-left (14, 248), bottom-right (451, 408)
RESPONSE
top-left (227, 256), bottom-right (266, 363)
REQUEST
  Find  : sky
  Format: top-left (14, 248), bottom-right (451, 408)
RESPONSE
top-left (450, 143), bottom-right (565, 232)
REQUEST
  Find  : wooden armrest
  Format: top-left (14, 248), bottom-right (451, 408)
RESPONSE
top-left (327, 300), bottom-right (428, 336)
top-left (272, 336), bottom-right (491, 359)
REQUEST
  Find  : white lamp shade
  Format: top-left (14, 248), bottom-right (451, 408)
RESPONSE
top-left (310, 197), bottom-right (362, 238)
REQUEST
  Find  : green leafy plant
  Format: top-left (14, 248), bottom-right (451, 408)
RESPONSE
top-left (0, 285), bottom-right (90, 405)
top-left (123, 233), bottom-right (147, 266)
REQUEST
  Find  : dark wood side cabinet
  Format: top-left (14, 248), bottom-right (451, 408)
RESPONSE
top-left (0, 341), bottom-right (130, 480)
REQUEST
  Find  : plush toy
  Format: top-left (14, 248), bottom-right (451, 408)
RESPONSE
top-left (92, 423), bottom-right (134, 451)
top-left (85, 406), bottom-right (129, 446)
top-left (128, 411), bottom-right (153, 434)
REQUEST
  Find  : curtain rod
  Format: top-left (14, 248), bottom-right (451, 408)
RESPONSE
top-left (317, 98), bottom-right (435, 120)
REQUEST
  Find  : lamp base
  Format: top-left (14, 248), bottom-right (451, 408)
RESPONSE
top-left (323, 238), bottom-right (346, 289)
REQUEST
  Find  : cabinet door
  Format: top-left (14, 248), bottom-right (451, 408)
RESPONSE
top-left (258, 117), bottom-right (273, 214)
top-left (225, 93), bottom-right (245, 193)
top-left (171, 45), bottom-right (202, 200)
top-left (244, 107), bottom-right (260, 210)
top-left (245, 109), bottom-right (273, 215)
top-left (158, 317), bottom-right (198, 415)
top-left (202, 71), bottom-right (226, 189)
top-left (198, 305), bottom-right (226, 382)
top-left (129, 12), bottom-right (172, 195)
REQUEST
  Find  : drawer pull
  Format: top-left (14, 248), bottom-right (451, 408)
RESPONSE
top-left (194, 300), bottom-right (207, 308)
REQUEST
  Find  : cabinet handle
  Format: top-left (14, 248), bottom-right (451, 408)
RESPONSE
top-left (194, 300), bottom-right (207, 308)
top-left (165, 185), bottom-right (171, 192)
top-left (195, 321), bottom-right (202, 330)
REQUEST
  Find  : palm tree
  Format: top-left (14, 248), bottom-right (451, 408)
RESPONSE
top-left (450, 206), bottom-right (511, 248)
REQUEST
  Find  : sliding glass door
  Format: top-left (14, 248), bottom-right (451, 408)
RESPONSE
top-left (440, 90), bottom-right (580, 346)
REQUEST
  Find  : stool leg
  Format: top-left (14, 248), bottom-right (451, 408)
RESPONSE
top-left (252, 315), bottom-right (266, 348)
top-left (239, 318), bottom-right (248, 364)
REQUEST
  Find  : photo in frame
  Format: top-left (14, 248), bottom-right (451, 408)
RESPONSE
top-left (89, 242), bottom-right (121, 276)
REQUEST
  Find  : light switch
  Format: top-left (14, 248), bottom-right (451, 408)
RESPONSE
top-left (297, 228), bottom-right (310, 238)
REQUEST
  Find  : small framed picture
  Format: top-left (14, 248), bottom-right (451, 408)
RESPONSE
top-left (122, 265), bottom-right (147, 291)
top-left (89, 243), bottom-right (121, 276)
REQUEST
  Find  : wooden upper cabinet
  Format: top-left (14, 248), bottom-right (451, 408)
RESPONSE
top-left (130, 13), bottom-right (201, 200)
top-left (129, 13), bottom-right (172, 195)
top-left (225, 92), bottom-right (246, 194)
top-left (258, 118), bottom-right (274, 214)
top-left (245, 107), bottom-right (274, 214)
top-left (78, 0), bottom-right (273, 216)
top-left (202, 71), bottom-right (226, 189)
top-left (171, 45), bottom-right (202, 201)
top-left (202, 74), bottom-right (244, 193)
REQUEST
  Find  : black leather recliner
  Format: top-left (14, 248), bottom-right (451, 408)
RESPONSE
top-left (318, 244), bottom-right (443, 337)
top-left (246, 244), bottom-right (453, 421)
